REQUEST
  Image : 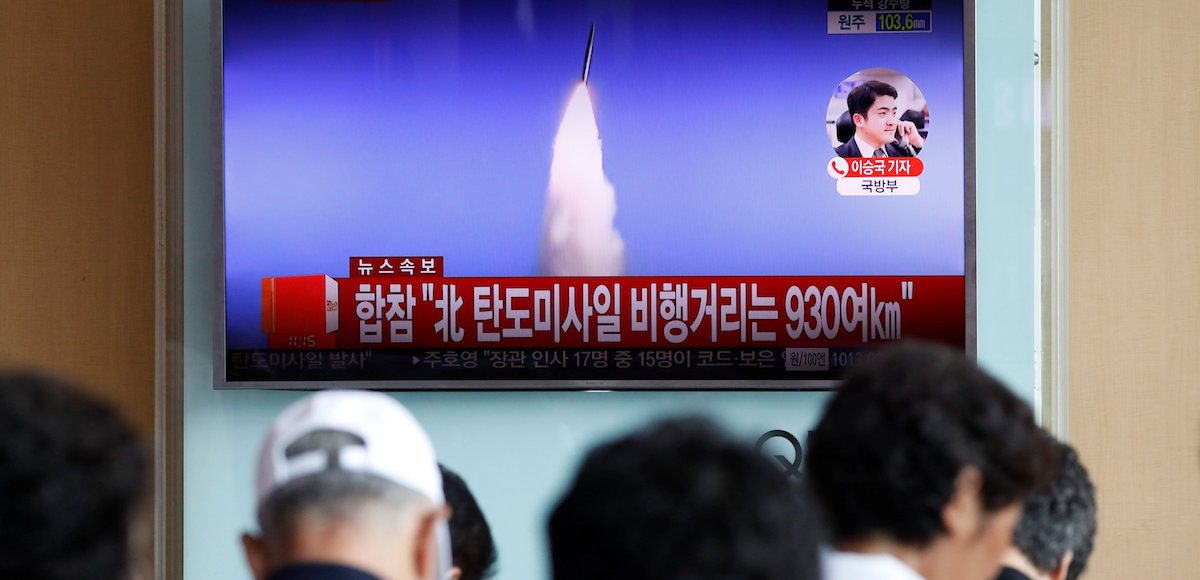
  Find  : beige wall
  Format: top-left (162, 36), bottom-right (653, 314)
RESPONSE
top-left (1068, 2), bottom-right (1200, 579)
top-left (0, 1), bottom-right (155, 435)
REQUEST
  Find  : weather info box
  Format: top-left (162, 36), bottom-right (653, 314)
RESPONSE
top-left (217, 0), bottom-right (973, 389)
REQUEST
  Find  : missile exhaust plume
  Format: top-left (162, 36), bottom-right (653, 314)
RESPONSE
top-left (538, 81), bottom-right (625, 276)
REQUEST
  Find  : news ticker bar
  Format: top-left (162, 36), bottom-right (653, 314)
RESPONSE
top-left (226, 345), bottom-right (923, 384)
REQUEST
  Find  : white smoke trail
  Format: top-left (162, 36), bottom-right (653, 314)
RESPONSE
top-left (539, 83), bottom-right (625, 276)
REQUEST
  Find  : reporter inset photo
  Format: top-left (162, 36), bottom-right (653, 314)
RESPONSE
top-left (827, 68), bottom-right (929, 158)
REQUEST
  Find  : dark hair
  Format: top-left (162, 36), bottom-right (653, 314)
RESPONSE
top-left (0, 371), bottom-right (147, 580)
top-left (440, 465), bottom-right (498, 580)
top-left (846, 80), bottom-right (899, 119)
top-left (806, 341), bottom-right (1058, 545)
top-left (548, 416), bottom-right (820, 580)
top-left (1012, 441), bottom-right (1097, 580)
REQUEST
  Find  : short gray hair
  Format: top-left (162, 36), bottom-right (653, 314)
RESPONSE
top-left (258, 429), bottom-right (430, 543)
top-left (1011, 443), bottom-right (1097, 580)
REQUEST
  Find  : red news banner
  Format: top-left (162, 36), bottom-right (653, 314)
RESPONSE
top-left (260, 257), bottom-right (964, 352)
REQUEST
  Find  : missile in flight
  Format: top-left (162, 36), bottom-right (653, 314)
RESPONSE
top-left (581, 24), bottom-right (595, 84)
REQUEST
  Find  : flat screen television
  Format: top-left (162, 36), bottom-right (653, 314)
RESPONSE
top-left (216, 0), bottom-right (974, 389)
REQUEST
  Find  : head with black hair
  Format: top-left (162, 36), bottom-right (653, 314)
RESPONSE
top-left (807, 341), bottom-right (1059, 580)
top-left (847, 80), bottom-right (899, 118)
top-left (548, 416), bottom-right (820, 580)
top-left (846, 80), bottom-right (901, 148)
top-left (0, 371), bottom-right (147, 580)
top-left (440, 465), bottom-right (497, 580)
top-left (1001, 441), bottom-right (1097, 580)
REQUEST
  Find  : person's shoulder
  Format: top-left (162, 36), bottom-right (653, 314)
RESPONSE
top-left (822, 551), bottom-right (924, 580)
top-left (265, 563), bottom-right (382, 580)
top-left (995, 567), bottom-right (1033, 580)
top-left (835, 139), bottom-right (860, 158)
top-left (884, 143), bottom-right (906, 157)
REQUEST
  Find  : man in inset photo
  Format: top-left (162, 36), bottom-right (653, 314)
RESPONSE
top-left (834, 80), bottom-right (925, 158)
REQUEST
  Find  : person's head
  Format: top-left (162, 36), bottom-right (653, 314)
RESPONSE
top-left (806, 341), bottom-right (1058, 580)
top-left (548, 416), bottom-right (820, 580)
top-left (1006, 441), bottom-right (1097, 580)
top-left (440, 465), bottom-right (497, 580)
top-left (846, 80), bottom-right (900, 149)
top-left (242, 391), bottom-right (449, 580)
top-left (0, 371), bottom-right (147, 580)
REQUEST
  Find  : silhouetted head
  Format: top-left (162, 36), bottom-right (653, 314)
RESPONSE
top-left (808, 341), bottom-right (1059, 580)
top-left (440, 465), bottom-right (497, 580)
top-left (549, 416), bottom-right (820, 580)
top-left (0, 371), bottom-right (147, 580)
top-left (1010, 441), bottom-right (1097, 580)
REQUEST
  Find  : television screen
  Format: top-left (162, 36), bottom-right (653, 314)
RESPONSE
top-left (218, 0), bottom-right (972, 388)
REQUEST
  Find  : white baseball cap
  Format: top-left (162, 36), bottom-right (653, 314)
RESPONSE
top-left (255, 390), bottom-right (444, 506)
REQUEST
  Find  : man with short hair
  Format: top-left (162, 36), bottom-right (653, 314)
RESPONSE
top-left (807, 342), bottom-right (1059, 580)
top-left (834, 80), bottom-right (924, 158)
top-left (548, 416), bottom-right (820, 580)
top-left (242, 391), bottom-right (451, 580)
top-left (0, 371), bottom-right (148, 580)
top-left (997, 441), bottom-right (1097, 580)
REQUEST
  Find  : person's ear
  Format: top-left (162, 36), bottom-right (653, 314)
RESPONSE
top-left (241, 532), bottom-right (270, 580)
top-left (413, 506), bottom-right (452, 580)
top-left (448, 565), bottom-right (463, 580)
top-left (942, 466), bottom-right (984, 541)
top-left (853, 112), bottom-right (866, 127)
top-left (1050, 551), bottom-right (1074, 580)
